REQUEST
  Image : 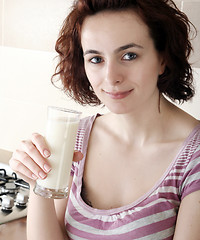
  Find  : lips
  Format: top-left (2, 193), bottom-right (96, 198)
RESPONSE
top-left (103, 89), bottom-right (133, 99)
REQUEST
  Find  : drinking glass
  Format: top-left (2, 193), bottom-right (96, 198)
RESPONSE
top-left (34, 106), bottom-right (81, 199)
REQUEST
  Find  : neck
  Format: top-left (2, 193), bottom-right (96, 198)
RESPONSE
top-left (107, 96), bottom-right (172, 146)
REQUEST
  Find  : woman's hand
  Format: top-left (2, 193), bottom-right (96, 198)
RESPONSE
top-left (9, 133), bottom-right (83, 187)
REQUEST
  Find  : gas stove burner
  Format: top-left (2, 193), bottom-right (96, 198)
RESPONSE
top-left (15, 192), bottom-right (29, 209)
top-left (0, 195), bottom-right (14, 213)
top-left (0, 169), bottom-right (7, 185)
top-left (0, 163), bottom-right (30, 224)
top-left (0, 168), bottom-right (6, 176)
top-left (0, 168), bottom-right (18, 183)
top-left (1, 182), bottom-right (20, 195)
top-left (15, 179), bottom-right (29, 189)
top-left (0, 178), bottom-right (6, 186)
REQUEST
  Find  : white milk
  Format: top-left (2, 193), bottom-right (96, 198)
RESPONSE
top-left (36, 118), bottom-right (79, 189)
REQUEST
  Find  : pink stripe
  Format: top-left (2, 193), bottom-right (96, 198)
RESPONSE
top-left (67, 223), bottom-right (123, 240)
top-left (163, 237), bottom-right (174, 240)
top-left (180, 164), bottom-right (200, 185)
top-left (121, 216), bottom-right (176, 239)
top-left (190, 150), bottom-right (200, 161)
top-left (181, 179), bottom-right (200, 200)
top-left (70, 180), bottom-right (78, 194)
top-left (138, 190), bottom-right (179, 207)
top-left (162, 179), bottom-right (181, 186)
top-left (70, 163), bottom-right (80, 178)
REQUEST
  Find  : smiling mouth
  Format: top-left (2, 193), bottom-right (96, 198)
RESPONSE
top-left (103, 89), bottom-right (133, 99)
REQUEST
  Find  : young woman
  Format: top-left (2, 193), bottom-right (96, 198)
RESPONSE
top-left (9, 0), bottom-right (200, 239)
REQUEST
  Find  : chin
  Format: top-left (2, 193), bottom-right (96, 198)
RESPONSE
top-left (105, 104), bottom-right (131, 115)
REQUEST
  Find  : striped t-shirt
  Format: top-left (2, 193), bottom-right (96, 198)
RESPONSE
top-left (65, 115), bottom-right (200, 240)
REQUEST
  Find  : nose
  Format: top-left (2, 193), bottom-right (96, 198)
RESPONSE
top-left (104, 61), bottom-right (123, 85)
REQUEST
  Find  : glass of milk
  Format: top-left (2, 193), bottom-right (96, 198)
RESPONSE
top-left (34, 106), bottom-right (81, 199)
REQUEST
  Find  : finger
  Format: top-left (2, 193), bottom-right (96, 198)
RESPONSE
top-left (12, 149), bottom-right (50, 181)
top-left (31, 133), bottom-right (51, 158)
top-left (9, 156), bottom-right (38, 182)
top-left (11, 150), bottom-right (49, 180)
top-left (73, 151), bottom-right (83, 162)
top-left (20, 140), bottom-right (51, 174)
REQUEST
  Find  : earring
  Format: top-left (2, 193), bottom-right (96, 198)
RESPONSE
top-left (158, 93), bottom-right (161, 114)
top-left (89, 85), bottom-right (93, 91)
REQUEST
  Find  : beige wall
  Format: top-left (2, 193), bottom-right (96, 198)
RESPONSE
top-left (0, 47), bottom-right (107, 151)
top-left (1, 0), bottom-right (73, 52)
top-left (174, 0), bottom-right (200, 67)
top-left (0, 0), bottom-right (3, 45)
top-left (0, 0), bottom-right (108, 152)
top-left (1, 0), bottom-right (200, 66)
top-left (0, 0), bottom-right (199, 152)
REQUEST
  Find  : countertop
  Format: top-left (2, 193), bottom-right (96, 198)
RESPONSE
top-left (0, 217), bottom-right (27, 240)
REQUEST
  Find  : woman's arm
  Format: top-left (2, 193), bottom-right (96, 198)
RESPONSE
top-left (173, 190), bottom-right (200, 240)
top-left (9, 133), bottom-right (82, 240)
top-left (27, 172), bottom-right (74, 240)
top-left (27, 189), bottom-right (68, 240)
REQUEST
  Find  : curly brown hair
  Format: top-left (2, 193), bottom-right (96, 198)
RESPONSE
top-left (52, 0), bottom-right (196, 106)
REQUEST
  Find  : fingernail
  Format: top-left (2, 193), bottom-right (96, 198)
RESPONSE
top-left (44, 150), bottom-right (50, 158)
top-left (44, 164), bottom-right (51, 173)
top-left (31, 174), bottom-right (38, 180)
top-left (39, 171), bottom-right (46, 179)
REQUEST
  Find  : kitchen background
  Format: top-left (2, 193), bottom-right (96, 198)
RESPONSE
top-left (0, 0), bottom-right (200, 153)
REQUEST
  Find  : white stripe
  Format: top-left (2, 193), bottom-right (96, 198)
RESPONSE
top-left (153, 186), bottom-right (178, 195)
top-left (67, 232), bottom-right (88, 240)
top-left (67, 226), bottom-right (175, 240)
top-left (180, 172), bottom-right (200, 193)
top-left (176, 161), bottom-right (189, 167)
top-left (165, 175), bottom-right (182, 181)
top-left (72, 175), bottom-right (79, 185)
top-left (185, 157), bottom-right (200, 172)
top-left (170, 168), bottom-right (183, 174)
top-left (186, 172), bottom-right (200, 185)
top-left (136, 226), bottom-right (175, 240)
top-left (66, 209), bottom-right (176, 236)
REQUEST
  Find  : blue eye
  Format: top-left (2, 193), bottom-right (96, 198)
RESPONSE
top-left (90, 56), bottom-right (102, 64)
top-left (123, 52), bottom-right (137, 61)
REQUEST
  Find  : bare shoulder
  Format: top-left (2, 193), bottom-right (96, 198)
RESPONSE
top-left (166, 102), bottom-right (200, 140)
top-left (89, 113), bottom-right (114, 139)
top-left (173, 190), bottom-right (200, 240)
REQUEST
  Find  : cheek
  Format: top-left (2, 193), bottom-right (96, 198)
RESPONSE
top-left (142, 60), bottom-right (161, 81)
top-left (84, 66), bottom-right (93, 85)
top-left (134, 64), bottom-right (159, 91)
top-left (85, 70), bottom-right (95, 86)
top-left (84, 66), bottom-right (102, 89)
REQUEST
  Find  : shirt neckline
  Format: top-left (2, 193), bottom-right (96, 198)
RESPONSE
top-left (77, 117), bottom-right (200, 215)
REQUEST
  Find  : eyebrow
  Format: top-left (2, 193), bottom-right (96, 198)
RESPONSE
top-left (83, 43), bottom-right (143, 56)
top-left (115, 43), bottom-right (143, 53)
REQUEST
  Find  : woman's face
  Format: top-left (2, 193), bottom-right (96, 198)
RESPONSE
top-left (81, 10), bottom-right (165, 114)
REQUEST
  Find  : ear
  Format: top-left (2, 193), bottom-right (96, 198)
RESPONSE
top-left (159, 55), bottom-right (166, 75)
